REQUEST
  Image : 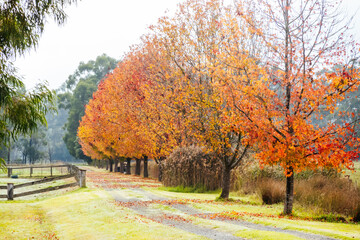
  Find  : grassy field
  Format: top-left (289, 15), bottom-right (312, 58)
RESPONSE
top-left (345, 161), bottom-right (360, 187)
top-left (0, 166), bottom-right (359, 239)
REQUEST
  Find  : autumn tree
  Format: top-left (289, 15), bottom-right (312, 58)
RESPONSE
top-left (147, 0), bottom-right (253, 198)
top-left (78, 50), bottom-right (158, 173)
top-left (79, 0), bottom-right (253, 197)
top-left (222, 0), bottom-right (360, 214)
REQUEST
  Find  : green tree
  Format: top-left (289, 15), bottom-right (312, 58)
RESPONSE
top-left (17, 128), bottom-right (47, 164)
top-left (59, 54), bottom-right (118, 163)
top-left (0, 0), bottom-right (77, 168)
top-left (46, 108), bottom-right (75, 162)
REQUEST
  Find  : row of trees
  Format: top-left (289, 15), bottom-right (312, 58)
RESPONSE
top-left (58, 54), bottom-right (118, 163)
top-left (78, 0), bottom-right (359, 215)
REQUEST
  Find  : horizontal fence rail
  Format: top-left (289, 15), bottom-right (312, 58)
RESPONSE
top-left (14, 174), bottom-right (75, 189)
top-left (7, 164), bottom-right (70, 177)
top-left (14, 182), bottom-right (78, 198)
top-left (6, 164), bottom-right (70, 170)
top-left (0, 164), bottom-right (86, 200)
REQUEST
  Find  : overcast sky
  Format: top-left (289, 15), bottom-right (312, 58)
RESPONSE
top-left (14, 0), bottom-right (360, 90)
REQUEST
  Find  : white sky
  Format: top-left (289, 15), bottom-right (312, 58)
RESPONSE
top-left (14, 0), bottom-right (360, 90)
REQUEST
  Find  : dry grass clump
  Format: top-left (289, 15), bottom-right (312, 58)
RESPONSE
top-left (257, 178), bottom-right (285, 204)
top-left (253, 175), bottom-right (360, 219)
top-left (230, 159), bottom-right (284, 195)
top-left (294, 176), bottom-right (360, 217)
top-left (162, 145), bottom-right (222, 191)
top-left (231, 160), bottom-right (360, 219)
top-left (147, 160), bottom-right (159, 179)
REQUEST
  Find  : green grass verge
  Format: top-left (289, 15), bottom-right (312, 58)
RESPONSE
top-left (235, 229), bottom-right (304, 240)
top-left (158, 185), bottom-right (221, 194)
top-left (227, 211), bottom-right (360, 240)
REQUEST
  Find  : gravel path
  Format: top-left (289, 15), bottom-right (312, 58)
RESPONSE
top-left (107, 189), bottom-right (243, 240)
top-left (86, 168), bottom-right (338, 240)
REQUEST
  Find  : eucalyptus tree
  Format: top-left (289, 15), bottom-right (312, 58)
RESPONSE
top-left (0, 0), bottom-right (77, 167)
top-left (59, 54), bottom-right (118, 163)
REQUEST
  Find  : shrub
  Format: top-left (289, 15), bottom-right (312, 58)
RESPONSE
top-left (314, 214), bottom-right (347, 223)
top-left (353, 205), bottom-right (360, 222)
top-left (162, 145), bottom-right (222, 191)
top-left (231, 160), bottom-right (360, 217)
top-left (294, 176), bottom-right (360, 216)
top-left (257, 178), bottom-right (285, 204)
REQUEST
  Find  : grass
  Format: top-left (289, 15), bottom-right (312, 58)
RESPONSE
top-left (159, 185), bottom-right (221, 194)
top-left (238, 215), bottom-right (360, 240)
top-left (0, 202), bottom-right (56, 239)
top-left (0, 188), bottom-right (206, 240)
top-left (235, 229), bottom-right (304, 240)
top-left (344, 161), bottom-right (360, 187)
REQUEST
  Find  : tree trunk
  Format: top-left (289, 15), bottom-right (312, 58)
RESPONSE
top-left (219, 163), bottom-right (231, 199)
top-left (106, 159), bottom-right (109, 170)
top-left (158, 163), bottom-right (163, 182)
top-left (114, 159), bottom-right (119, 172)
top-left (7, 142), bottom-right (10, 164)
top-left (135, 158), bottom-right (141, 175)
top-left (6, 136), bottom-right (11, 164)
top-left (143, 156), bottom-right (148, 178)
top-left (120, 161), bottom-right (125, 173)
top-left (126, 158), bottom-right (131, 175)
top-left (284, 167), bottom-right (294, 215)
top-left (109, 158), bottom-right (114, 172)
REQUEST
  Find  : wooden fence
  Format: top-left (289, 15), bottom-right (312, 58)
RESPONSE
top-left (7, 164), bottom-right (70, 177)
top-left (0, 164), bottom-right (86, 200)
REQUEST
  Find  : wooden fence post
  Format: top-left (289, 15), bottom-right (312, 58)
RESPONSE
top-left (7, 183), bottom-right (14, 200)
top-left (79, 169), bottom-right (86, 188)
top-left (7, 168), bottom-right (12, 178)
top-left (50, 166), bottom-right (53, 177)
top-left (30, 167), bottom-right (33, 177)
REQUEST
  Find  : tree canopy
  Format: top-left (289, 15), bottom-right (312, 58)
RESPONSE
top-left (59, 54), bottom-right (118, 163)
top-left (78, 0), bottom-right (359, 215)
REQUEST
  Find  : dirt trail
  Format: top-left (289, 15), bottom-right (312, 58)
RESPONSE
top-left (85, 167), bottom-right (337, 240)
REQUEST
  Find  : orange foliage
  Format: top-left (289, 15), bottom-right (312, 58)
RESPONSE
top-left (77, 0), bottom-right (359, 207)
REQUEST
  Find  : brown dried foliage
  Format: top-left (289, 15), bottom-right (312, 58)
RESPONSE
top-left (162, 145), bottom-right (222, 191)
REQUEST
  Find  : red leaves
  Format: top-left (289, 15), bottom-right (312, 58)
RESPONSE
top-left (115, 199), bottom-right (187, 208)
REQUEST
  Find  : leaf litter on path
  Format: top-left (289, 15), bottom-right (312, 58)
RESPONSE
top-left (85, 167), bottom-right (337, 240)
